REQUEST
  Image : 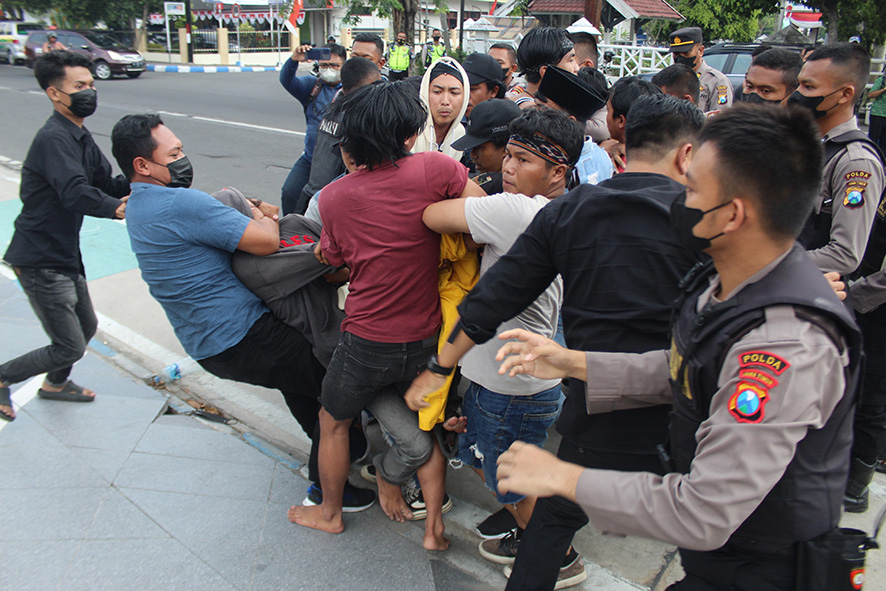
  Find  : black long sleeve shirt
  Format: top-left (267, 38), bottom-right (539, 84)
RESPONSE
top-left (5, 111), bottom-right (129, 277)
top-left (457, 173), bottom-right (703, 454)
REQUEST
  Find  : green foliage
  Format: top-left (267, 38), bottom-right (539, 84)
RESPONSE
top-left (661, 0), bottom-right (768, 42)
top-left (804, 0), bottom-right (886, 46)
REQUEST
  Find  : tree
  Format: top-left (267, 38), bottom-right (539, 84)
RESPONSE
top-left (649, 0), bottom-right (780, 44)
top-left (803, 0), bottom-right (886, 46)
top-left (337, 0), bottom-right (447, 45)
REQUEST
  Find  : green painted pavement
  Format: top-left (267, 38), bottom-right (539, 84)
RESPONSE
top-left (0, 199), bottom-right (138, 281)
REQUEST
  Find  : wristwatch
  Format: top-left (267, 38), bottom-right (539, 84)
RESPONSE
top-left (426, 354), bottom-right (454, 377)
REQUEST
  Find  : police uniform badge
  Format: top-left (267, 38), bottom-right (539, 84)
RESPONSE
top-left (728, 381), bottom-right (769, 423)
top-left (730, 350), bottom-right (791, 423)
top-left (844, 171), bottom-right (871, 209)
top-left (716, 85), bottom-right (728, 105)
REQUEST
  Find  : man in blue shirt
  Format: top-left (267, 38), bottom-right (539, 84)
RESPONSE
top-left (279, 43), bottom-right (345, 215)
top-left (111, 113), bottom-right (374, 512)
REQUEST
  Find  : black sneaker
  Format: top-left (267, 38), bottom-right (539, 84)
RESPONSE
top-left (403, 478), bottom-right (453, 520)
top-left (301, 481), bottom-right (376, 513)
top-left (502, 548), bottom-right (587, 589)
top-left (476, 507), bottom-right (518, 539)
top-left (479, 528), bottom-right (522, 564)
top-left (876, 458), bottom-right (886, 475)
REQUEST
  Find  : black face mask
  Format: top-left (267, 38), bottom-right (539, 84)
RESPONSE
top-left (151, 156), bottom-right (194, 189)
top-left (58, 88), bottom-right (97, 118)
top-left (433, 36), bottom-right (441, 42)
top-left (672, 53), bottom-right (697, 69)
top-left (397, 38), bottom-right (405, 45)
top-left (669, 191), bottom-right (732, 252)
top-left (739, 91), bottom-right (783, 105)
top-left (786, 87), bottom-right (845, 120)
top-left (501, 67), bottom-right (510, 80)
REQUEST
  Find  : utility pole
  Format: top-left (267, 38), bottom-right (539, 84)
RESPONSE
top-left (185, 0), bottom-right (193, 63)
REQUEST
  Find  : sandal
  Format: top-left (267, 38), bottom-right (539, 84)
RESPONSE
top-left (0, 386), bottom-right (14, 422)
top-left (37, 381), bottom-right (94, 403)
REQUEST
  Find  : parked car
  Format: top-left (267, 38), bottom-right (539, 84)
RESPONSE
top-left (25, 30), bottom-right (145, 79)
top-left (0, 21), bottom-right (43, 65)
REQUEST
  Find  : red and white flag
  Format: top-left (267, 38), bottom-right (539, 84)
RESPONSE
top-left (284, 0), bottom-right (303, 35)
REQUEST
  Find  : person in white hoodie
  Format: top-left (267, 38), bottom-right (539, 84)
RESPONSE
top-left (413, 57), bottom-right (470, 158)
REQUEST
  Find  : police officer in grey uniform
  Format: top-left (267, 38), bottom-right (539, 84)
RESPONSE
top-left (493, 105), bottom-right (862, 591)
top-left (789, 43), bottom-right (886, 512)
top-left (669, 27), bottom-right (733, 114)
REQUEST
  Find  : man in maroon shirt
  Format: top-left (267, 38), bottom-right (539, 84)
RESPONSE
top-left (288, 82), bottom-right (484, 549)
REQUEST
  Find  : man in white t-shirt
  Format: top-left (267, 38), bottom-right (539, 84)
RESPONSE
top-left (404, 108), bottom-right (584, 566)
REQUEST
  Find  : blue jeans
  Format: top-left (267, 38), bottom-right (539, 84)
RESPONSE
top-left (322, 331), bottom-right (437, 483)
top-left (457, 381), bottom-right (561, 503)
top-left (0, 267), bottom-right (97, 386)
top-left (281, 153), bottom-right (312, 215)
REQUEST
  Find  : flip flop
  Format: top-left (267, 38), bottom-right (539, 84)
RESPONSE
top-left (37, 381), bottom-right (94, 403)
top-left (0, 386), bottom-right (14, 422)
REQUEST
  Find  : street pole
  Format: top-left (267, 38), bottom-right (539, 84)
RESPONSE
top-left (185, 0), bottom-right (194, 63)
top-left (584, 0), bottom-right (601, 30)
top-left (458, 0), bottom-right (464, 54)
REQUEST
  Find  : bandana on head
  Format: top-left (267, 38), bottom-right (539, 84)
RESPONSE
top-left (430, 61), bottom-right (462, 83)
top-left (509, 132), bottom-right (571, 167)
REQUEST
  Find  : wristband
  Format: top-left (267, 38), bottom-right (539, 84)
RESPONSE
top-left (426, 354), bottom-right (454, 377)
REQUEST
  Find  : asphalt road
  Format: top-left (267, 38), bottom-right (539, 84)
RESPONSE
top-left (0, 62), bottom-right (310, 206)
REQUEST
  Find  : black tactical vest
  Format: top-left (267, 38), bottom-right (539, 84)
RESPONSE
top-left (668, 244), bottom-right (862, 554)
top-left (799, 131), bottom-right (886, 277)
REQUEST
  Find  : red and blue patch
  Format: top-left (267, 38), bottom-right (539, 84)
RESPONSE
top-left (728, 381), bottom-right (769, 423)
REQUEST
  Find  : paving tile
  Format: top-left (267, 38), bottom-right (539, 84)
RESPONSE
top-left (431, 559), bottom-right (497, 591)
top-left (69, 353), bottom-right (167, 402)
top-left (24, 395), bottom-right (164, 452)
top-left (58, 539), bottom-right (239, 591)
top-left (0, 540), bottom-right (81, 591)
top-left (0, 488), bottom-right (106, 541)
top-left (0, 413), bottom-right (109, 489)
top-left (115, 452), bottom-right (274, 500)
top-left (253, 502), bottom-right (436, 591)
top-left (267, 462), bottom-right (311, 506)
top-left (119, 488), bottom-right (269, 543)
top-left (135, 422), bottom-right (275, 467)
top-left (83, 487), bottom-right (170, 540)
top-left (179, 532), bottom-right (265, 591)
top-left (67, 447), bottom-right (132, 483)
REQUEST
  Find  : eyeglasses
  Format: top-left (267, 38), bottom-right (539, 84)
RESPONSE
top-left (319, 63), bottom-right (342, 70)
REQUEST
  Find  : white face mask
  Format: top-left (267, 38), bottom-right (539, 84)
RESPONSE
top-left (319, 68), bottom-right (340, 85)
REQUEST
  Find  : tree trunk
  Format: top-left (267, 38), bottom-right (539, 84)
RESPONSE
top-left (584, 0), bottom-right (602, 30)
top-left (821, 0), bottom-right (839, 43)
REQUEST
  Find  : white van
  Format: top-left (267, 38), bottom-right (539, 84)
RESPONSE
top-left (0, 21), bottom-right (43, 65)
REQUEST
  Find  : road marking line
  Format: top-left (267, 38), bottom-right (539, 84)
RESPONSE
top-left (192, 116), bottom-right (305, 136)
top-left (158, 110), bottom-right (188, 117)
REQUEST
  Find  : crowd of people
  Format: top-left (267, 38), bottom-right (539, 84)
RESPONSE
top-left (2, 22), bottom-right (886, 591)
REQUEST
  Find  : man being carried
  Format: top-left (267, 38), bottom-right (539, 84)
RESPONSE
top-left (451, 98), bottom-right (523, 194)
top-left (1, 51), bottom-right (128, 421)
top-left (288, 82), bottom-right (484, 549)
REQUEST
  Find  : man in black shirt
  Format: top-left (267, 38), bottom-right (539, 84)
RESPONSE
top-left (448, 94), bottom-right (705, 590)
top-left (0, 51), bottom-right (128, 421)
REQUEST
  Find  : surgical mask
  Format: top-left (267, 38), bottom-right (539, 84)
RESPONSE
top-left (739, 91), bottom-right (783, 105)
top-left (319, 67), bottom-right (341, 85)
top-left (150, 156), bottom-right (193, 189)
top-left (787, 87), bottom-right (846, 120)
top-left (672, 53), bottom-right (697, 69)
top-left (669, 191), bottom-right (732, 252)
top-left (58, 88), bottom-right (97, 118)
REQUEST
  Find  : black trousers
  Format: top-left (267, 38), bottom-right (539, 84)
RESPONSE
top-left (199, 313), bottom-right (325, 480)
top-left (505, 438), bottom-right (664, 591)
top-left (851, 311), bottom-right (886, 464)
top-left (668, 547), bottom-right (795, 591)
top-left (870, 114), bottom-right (886, 153)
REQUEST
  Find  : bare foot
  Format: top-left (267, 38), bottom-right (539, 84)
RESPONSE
top-left (377, 476), bottom-right (412, 522)
top-left (287, 504), bottom-right (344, 534)
top-left (41, 382), bottom-right (95, 399)
top-left (423, 518), bottom-right (450, 551)
top-left (0, 404), bottom-right (14, 421)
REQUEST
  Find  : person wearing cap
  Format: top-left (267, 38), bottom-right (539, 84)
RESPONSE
top-left (507, 27), bottom-right (578, 108)
top-left (461, 52), bottom-right (505, 118)
top-left (42, 33), bottom-right (66, 53)
top-left (535, 65), bottom-right (613, 185)
top-left (385, 31), bottom-right (413, 80)
top-left (452, 99), bottom-right (523, 194)
top-left (405, 107), bottom-right (583, 568)
top-left (668, 26), bottom-right (732, 113)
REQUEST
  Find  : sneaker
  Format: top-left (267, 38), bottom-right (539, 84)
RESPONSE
top-left (402, 479), bottom-right (453, 521)
top-left (475, 507), bottom-right (518, 539)
top-left (479, 528), bottom-right (522, 564)
top-left (301, 482), bottom-right (376, 513)
top-left (876, 458), bottom-right (886, 475)
top-left (502, 551), bottom-right (587, 590)
top-left (360, 464), bottom-right (377, 484)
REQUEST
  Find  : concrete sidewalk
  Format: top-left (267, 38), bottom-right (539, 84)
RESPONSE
top-left (1, 160), bottom-right (885, 590)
